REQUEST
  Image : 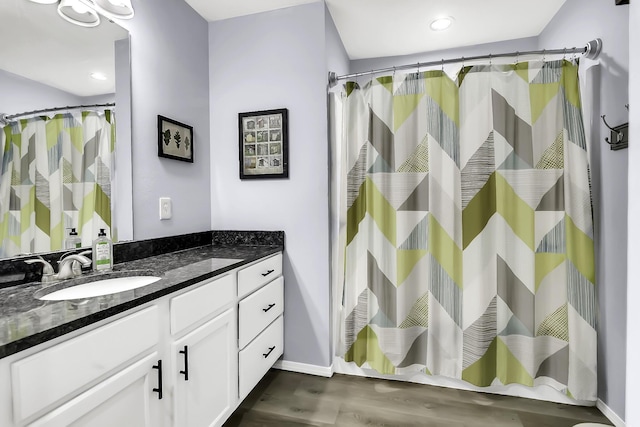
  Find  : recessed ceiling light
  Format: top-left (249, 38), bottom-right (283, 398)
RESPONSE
top-left (430, 16), bottom-right (453, 31)
top-left (90, 72), bottom-right (108, 81)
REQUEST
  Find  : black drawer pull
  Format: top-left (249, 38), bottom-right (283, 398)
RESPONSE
top-left (263, 346), bottom-right (276, 358)
top-left (179, 345), bottom-right (189, 381)
top-left (261, 269), bottom-right (275, 277)
top-left (263, 303), bottom-right (276, 312)
top-left (152, 360), bottom-right (163, 399)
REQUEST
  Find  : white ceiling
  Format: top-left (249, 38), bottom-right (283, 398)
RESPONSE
top-left (0, 0), bottom-right (566, 102)
top-left (184, 0), bottom-right (567, 60)
top-left (0, 0), bottom-right (128, 98)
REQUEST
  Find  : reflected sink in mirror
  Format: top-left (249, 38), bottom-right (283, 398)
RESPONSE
top-left (35, 271), bottom-right (161, 301)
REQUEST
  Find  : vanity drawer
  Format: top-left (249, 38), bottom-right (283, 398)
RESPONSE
top-left (238, 315), bottom-right (283, 400)
top-left (237, 253), bottom-right (282, 298)
top-left (11, 306), bottom-right (159, 423)
top-left (238, 276), bottom-right (283, 349)
top-left (170, 273), bottom-right (234, 336)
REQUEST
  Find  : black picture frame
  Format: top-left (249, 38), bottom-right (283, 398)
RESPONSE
top-left (158, 115), bottom-right (194, 163)
top-left (238, 108), bottom-right (288, 179)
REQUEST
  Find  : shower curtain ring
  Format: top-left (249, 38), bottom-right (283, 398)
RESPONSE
top-left (489, 53), bottom-right (492, 66)
top-left (441, 58), bottom-right (444, 72)
top-left (563, 48), bottom-right (567, 60)
top-left (516, 51), bottom-right (519, 64)
top-left (543, 49), bottom-right (546, 62)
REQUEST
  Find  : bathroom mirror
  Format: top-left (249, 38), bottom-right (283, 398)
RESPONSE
top-left (0, 0), bottom-right (132, 259)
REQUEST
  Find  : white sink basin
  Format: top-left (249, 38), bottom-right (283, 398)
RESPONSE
top-left (39, 275), bottom-right (162, 301)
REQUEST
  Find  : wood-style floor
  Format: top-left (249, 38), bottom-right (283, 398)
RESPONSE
top-left (224, 369), bottom-right (612, 427)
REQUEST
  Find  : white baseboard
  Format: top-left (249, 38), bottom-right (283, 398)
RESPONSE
top-left (596, 399), bottom-right (625, 427)
top-left (272, 360), bottom-right (334, 378)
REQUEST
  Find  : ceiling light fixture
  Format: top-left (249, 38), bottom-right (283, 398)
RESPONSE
top-left (58, 0), bottom-right (101, 27)
top-left (28, 0), bottom-right (135, 27)
top-left (430, 16), bottom-right (453, 31)
top-left (92, 0), bottom-right (134, 20)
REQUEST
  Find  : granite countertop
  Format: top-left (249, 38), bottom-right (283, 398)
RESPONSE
top-left (0, 244), bottom-right (282, 359)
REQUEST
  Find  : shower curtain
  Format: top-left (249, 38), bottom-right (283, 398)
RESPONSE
top-left (333, 60), bottom-right (597, 401)
top-left (0, 110), bottom-right (115, 258)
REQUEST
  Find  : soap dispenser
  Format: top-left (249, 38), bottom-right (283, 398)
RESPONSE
top-left (65, 228), bottom-right (81, 249)
top-left (92, 228), bottom-right (113, 272)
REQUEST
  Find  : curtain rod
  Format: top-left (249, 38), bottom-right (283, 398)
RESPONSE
top-left (0, 102), bottom-right (116, 124)
top-left (328, 38), bottom-right (602, 87)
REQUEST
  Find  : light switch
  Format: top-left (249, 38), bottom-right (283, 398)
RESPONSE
top-left (159, 197), bottom-right (172, 220)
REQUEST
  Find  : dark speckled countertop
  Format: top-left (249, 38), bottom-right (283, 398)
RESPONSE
top-left (0, 239), bottom-right (283, 359)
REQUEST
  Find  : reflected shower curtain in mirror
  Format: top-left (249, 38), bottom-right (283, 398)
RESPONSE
top-left (0, 110), bottom-right (115, 257)
top-left (336, 60), bottom-right (597, 400)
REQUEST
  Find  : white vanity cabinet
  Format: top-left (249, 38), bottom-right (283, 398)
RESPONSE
top-left (171, 309), bottom-right (236, 427)
top-left (0, 306), bottom-right (162, 427)
top-left (27, 352), bottom-right (162, 427)
top-left (168, 274), bottom-right (237, 427)
top-left (0, 251), bottom-right (284, 427)
top-left (237, 254), bottom-right (284, 400)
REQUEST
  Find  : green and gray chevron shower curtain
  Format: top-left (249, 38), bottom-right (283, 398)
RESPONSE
top-left (0, 111), bottom-right (115, 257)
top-left (338, 60), bottom-right (597, 400)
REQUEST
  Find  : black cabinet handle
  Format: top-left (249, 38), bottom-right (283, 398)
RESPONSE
top-left (263, 346), bottom-right (276, 358)
top-left (179, 345), bottom-right (189, 381)
top-left (261, 269), bottom-right (275, 277)
top-left (152, 360), bottom-right (163, 400)
top-left (263, 303), bottom-right (276, 313)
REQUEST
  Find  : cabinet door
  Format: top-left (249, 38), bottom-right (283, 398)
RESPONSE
top-left (172, 308), bottom-right (237, 427)
top-left (13, 306), bottom-right (159, 423)
top-left (28, 352), bottom-right (162, 427)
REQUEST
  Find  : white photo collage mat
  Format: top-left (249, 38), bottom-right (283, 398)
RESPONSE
top-left (242, 114), bottom-right (284, 172)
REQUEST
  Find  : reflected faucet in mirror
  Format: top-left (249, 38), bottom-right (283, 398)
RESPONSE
top-left (24, 251), bottom-right (92, 283)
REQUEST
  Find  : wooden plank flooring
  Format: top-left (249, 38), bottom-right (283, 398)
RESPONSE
top-left (224, 370), bottom-right (612, 427)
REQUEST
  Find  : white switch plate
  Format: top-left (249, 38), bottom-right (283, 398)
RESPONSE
top-left (159, 197), bottom-right (172, 220)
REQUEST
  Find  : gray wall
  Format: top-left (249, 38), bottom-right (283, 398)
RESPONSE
top-left (0, 69), bottom-right (84, 116)
top-left (114, 37), bottom-right (133, 241)
top-left (626, 3), bottom-right (639, 425)
top-left (349, 37), bottom-right (538, 76)
top-left (0, 69), bottom-right (117, 117)
top-left (117, 0), bottom-right (211, 240)
top-left (209, 2), bottom-right (332, 367)
top-left (539, 0), bottom-right (629, 420)
top-left (325, 3), bottom-right (349, 80)
top-left (325, 1), bottom-right (349, 361)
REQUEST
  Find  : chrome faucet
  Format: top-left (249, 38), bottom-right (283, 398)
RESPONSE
top-left (56, 253), bottom-right (92, 280)
top-left (24, 251), bottom-right (92, 283)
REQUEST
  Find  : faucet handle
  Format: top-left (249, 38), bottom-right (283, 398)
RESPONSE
top-left (24, 256), bottom-right (55, 282)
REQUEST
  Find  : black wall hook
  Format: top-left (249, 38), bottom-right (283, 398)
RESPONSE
top-left (601, 114), bottom-right (628, 150)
